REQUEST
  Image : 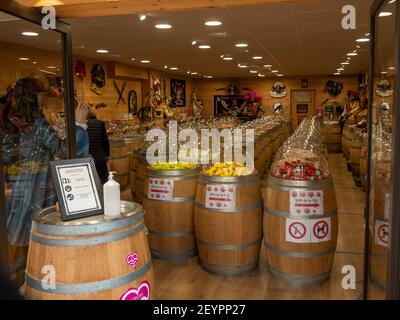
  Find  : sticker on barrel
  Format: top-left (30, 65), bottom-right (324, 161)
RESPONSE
top-left (286, 219), bottom-right (308, 243)
top-left (119, 280), bottom-right (150, 300)
top-left (310, 218), bottom-right (331, 243)
top-left (205, 184), bottom-right (236, 210)
top-left (148, 178), bottom-right (174, 201)
top-left (289, 190), bottom-right (324, 216)
top-left (375, 220), bottom-right (389, 247)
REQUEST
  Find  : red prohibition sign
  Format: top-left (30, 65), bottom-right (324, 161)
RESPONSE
top-left (378, 224), bottom-right (389, 243)
top-left (313, 220), bottom-right (329, 239)
top-left (289, 222), bottom-right (307, 239)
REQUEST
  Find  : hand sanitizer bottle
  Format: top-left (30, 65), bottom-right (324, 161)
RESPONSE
top-left (104, 171), bottom-right (121, 217)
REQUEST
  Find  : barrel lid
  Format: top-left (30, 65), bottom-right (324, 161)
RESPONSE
top-left (32, 201), bottom-right (143, 226)
top-left (148, 167), bottom-right (201, 177)
top-left (199, 171), bottom-right (260, 184)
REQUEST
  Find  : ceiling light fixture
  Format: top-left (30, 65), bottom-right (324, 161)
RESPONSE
top-left (250, 70), bottom-right (258, 73)
top-left (131, 58), bottom-right (135, 61)
top-left (238, 64), bottom-right (248, 68)
top-left (205, 20), bottom-right (222, 26)
top-left (347, 52), bottom-right (358, 56)
top-left (389, 0), bottom-right (396, 3)
top-left (18, 57), bottom-right (29, 61)
top-left (272, 70), bottom-right (279, 73)
top-left (277, 74), bottom-right (284, 77)
top-left (139, 14), bottom-right (147, 21)
top-left (198, 45), bottom-right (211, 49)
top-left (187, 71), bottom-right (191, 74)
top-left (356, 37), bottom-right (370, 42)
top-left (33, 61), bottom-right (37, 64)
top-left (264, 64), bottom-right (272, 68)
top-left (155, 24), bottom-right (172, 29)
top-left (222, 56), bottom-right (233, 60)
top-left (22, 31), bottom-right (38, 36)
top-left (47, 66), bottom-right (57, 69)
top-left (341, 62), bottom-right (350, 65)
top-left (235, 43), bottom-right (248, 48)
top-left (170, 67), bottom-right (178, 70)
top-left (379, 12), bottom-right (393, 17)
top-left (190, 72), bottom-right (198, 75)
top-left (381, 71), bottom-right (388, 74)
top-left (337, 68), bottom-right (345, 71)
top-left (258, 74), bottom-right (266, 77)
top-left (164, 65), bottom-right (168, 69)
top-left (334, 72), bottom-right (341, 75)
top-left (207, 76), bottom-right (213, 78)
top-left (192, 41), bottom-right (197, 45)
top-left (252, 56), bottom-right (263, 60)
top-left (389, 66), bottom-right (395, 70)
top-left (140, 59), bottom-right (150, 63)
top-left (96, 49), bottom-right (109, 53)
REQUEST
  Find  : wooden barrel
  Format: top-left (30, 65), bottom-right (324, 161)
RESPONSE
top-left (143, 167), bottom-right (200, 260)
top-left (351, 133), bottom-right (363, 178)
top-left (130, 151), bottom-right (138, 199)
top-left (109, 140), bottom-right (129, 189)
top-left (194, 173), bottom-right (262, 276)
top-left (134, 150), bottom-right (148, 204)
top-left (369, 178), bottom-right (390, 290)
top-left (264, 176), bottom-right (338, 285)
top-left (25, 201), bottom-right (154, 300)
top-left (322, 122), bottom-right (341, 153)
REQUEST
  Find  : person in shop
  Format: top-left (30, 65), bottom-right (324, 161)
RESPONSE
top-left (0, 77), bottom-right (89, 250)
top-left (86, 110), bottom-right (110, 184)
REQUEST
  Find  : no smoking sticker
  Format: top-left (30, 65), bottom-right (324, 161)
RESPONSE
top-left (375, 220), bottom-right (389, 247)
top-left (286, 219), bottom-right (309, 243)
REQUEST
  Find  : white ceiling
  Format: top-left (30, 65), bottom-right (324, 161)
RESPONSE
top-left (0, 0), bottom-right (381, 78)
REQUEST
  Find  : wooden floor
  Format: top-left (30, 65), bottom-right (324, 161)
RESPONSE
top-left (152, 154), bottom-right (385, 300)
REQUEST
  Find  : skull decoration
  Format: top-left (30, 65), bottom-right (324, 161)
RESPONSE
top-left (376, 79), bottom-right (394, 97)
top-left (326, 80), bottom-right (343, 97)
top-left (270, 81), bottom-right (287, 98)
top-left (90, 64), bottom-right (106, 95)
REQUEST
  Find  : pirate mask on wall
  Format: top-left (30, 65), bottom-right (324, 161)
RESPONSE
top-left (75, 60), bottom-right (86, 80)
top-left (270, 81), bottom-right (287, 98)
top-left (90, 64), bottom-right (106, 95)
top-left (376, 79), bottom-right (394, 97)
top-left (326, 80), bottom-right (343, 97)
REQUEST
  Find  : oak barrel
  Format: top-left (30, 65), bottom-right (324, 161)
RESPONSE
top-left (359, 135), bottom-right (368, 190)
top-left (194, 172), bottom-right (262, 276)
top-left (134, 150), bottom-right (148, 204)
top-left (143, 167), bottom-right (200, 260)
top-left (25, 201), bottom-right (154, 300)
top-left (109, 139), bottom-right (129, 189)
top-left (350, 132), bottom-right (362, 178)
top-left (264, 176), bottom-right (338, 285)
top-left (322, 122), bottom-right (342, 153)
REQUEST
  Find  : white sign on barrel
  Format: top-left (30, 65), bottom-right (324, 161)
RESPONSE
top-left (289, 189), bottom-right (324, 216)
top-left (205, 184), bottom-right (236, 210)
top-left (148, 178), bottom-right (174, 201)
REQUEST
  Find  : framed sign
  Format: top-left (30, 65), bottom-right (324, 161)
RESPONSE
top-left (214, 95), bottom-right (245, 117)
top-left (50, 158), bottom-right (103, 221)
top-left (170, 78), bottom-right (186, 107)
top-left (297, 104), bottom-right (309, 114)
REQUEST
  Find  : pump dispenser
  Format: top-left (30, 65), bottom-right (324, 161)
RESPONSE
top-left (103, 171), bottom-right (121, 217)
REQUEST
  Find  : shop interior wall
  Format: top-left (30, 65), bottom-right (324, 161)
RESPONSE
top-left (0, 40), bottom-right (193, 121)
top-left (194, 76), bottom-right (360, 118)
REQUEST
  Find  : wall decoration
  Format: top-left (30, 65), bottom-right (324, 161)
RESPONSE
top-left (90, 64), bottom-right (106, 95)
top-left (242, 90), bottom-right (263, 118)
top-left (326, 80), bottom-right (343, 97)
top-left (296, 104), bottom-right (309, 114)
top-left (216, 83), bottom-right (242, 96)
top-left (113, 80), bottom-right (127, 105)
top-left (170, 79), bottom-right (186, 107)
top-left (214, 95), bottom-right (245, 117)
top-left (128, 90), bottom-right (138, 114)
top-left (273, 102), bottom-right (284, 114)
top-left (191, 89), bottom-right (204, 119)
top-left (376, 79), bottom-right (394, 97)
top-left (302, 79), bottom-right (309, 89)
top-left (270, 81), bottom-right (287, 98)
top-left (74, 60), bottom-right (86, 80)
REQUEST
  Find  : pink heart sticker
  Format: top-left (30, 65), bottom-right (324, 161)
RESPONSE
top-left (119, 281), bottom-right (150, 300)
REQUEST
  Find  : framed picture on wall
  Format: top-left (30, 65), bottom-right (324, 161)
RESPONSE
top-left (170, 79), bottom-right (186, 107)
top-left (214, 95), bottom-right (245, 117)
top-left (296, 103), bottom-right (309, 114)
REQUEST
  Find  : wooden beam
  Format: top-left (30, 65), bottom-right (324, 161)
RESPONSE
top-left (17, 0), bottom-right (305, 18)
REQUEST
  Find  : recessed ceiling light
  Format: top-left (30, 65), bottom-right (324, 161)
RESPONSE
top-left (22, 31), bottom-right (38, 36)
top-left (131, 58), bottom-right (135, 61)
top-left (198, 45), bottom-right (211, 49)
top-left (33, 61), bottom-right (37, 64)
top-left (381, 71), bottom-right (388, 74)
top-left (47, 66), bottom-right (57, 69)
top-left (347, 52), bottom-right (358, 56)
top-left (277, 74), bottom-right (284, 77)
top-left (356, 45), bottom-right (361, 49)
top-left (191, 72), bottom-right (198, 75)
top-left (356, 38), bottom-right (370, 42)
top-left (258, 74), bottom-right (266, 77)
top-left (272, 70), bottom-right (279, 73)
top-left (140, 59), bottom-right (150, 63)
top-left (389, 66), bottom-right (395, 70)
top-left (252, 56), bottom-right (263, 60)
top-left (187, 71), bottom-right (191, 74)
top-left (170, 67), bottom-right (178, 70)
top-left (164, 65), bottom-right (168, 69)
top-left (207, 76), bottom-right (213, 78)
top-left (389, 0), bottom-right (396, 3)
top-left (250, 70), bottom-right (258, 73)
top-left (365, 33), bottom-right (371, 36)
top-left (96, 49), bottom-right (109, 53)
top-left (192, 41), bottom-right (197, 45)
top-left (337, 68), bottom-right (345, 71)
top-left (139, 14), bottom-right (147, 21)
top-left (222, 56), bottom-right (233, 60)
top-left (205, 20), bottom-right (222, 26)
top-left (264, 64), bottom-right (272, 68)
top-left (155, 24), bottom-right (172, 29)
top-left (18, 57), bottom-right (29, 61)
top-left (334, 72), bottom-right (341, 75)
top-left (341, 62), bottom-right (350, 65)
top-left (379, 12), bottom-right (393, 17)
top-left (235, 43), bottom-right (248, 48)
top-left (238, 64), bottom-right (248, 68)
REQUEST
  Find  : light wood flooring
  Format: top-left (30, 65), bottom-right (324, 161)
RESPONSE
top-left (152, 154), bottom-right (385, 300)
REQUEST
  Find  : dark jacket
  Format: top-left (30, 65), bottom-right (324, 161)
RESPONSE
top-left (87, 118), bottom-right (110, 161)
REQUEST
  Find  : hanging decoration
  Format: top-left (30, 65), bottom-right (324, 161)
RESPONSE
top-left (90, 64), bottom-right (106, 95)
top-left (270, 81), bottom-right (287, 98)
top-left (325, 80), bottom-right (343, 97)
top-left (74, 60), bottom-right (86, 80)
top-left (128, 90), bottom-right (138, 114)
top-left (376, 79), bottom-right (393, 97)
top-left (113, 80), bottom-right (127, 105)
top-left (273, 102), bottom-right (284, 114)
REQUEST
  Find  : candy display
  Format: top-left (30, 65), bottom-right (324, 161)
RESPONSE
top-left (149, 162), bottom-right (199, 171)
top-left (203, 162), bottom-right (254, 177)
